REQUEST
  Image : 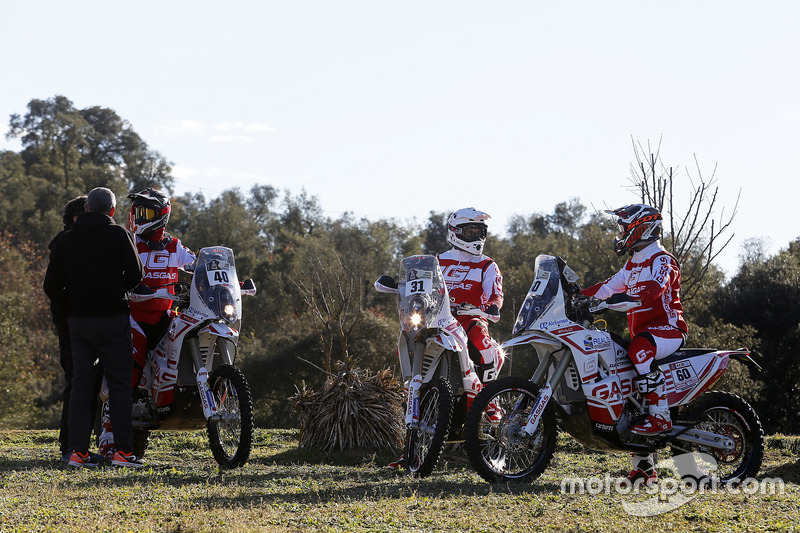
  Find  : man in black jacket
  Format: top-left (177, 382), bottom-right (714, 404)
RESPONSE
top-left (44, 187), bottom-right (145, 468)
top-left (48, 195), bottom-right (90, 459)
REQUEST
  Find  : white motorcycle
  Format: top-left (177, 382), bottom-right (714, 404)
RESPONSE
top-left (104, 246), bottom-right (257, 469)
top-left (375, 254), bottom-right (492, 477)
top-left (464, 254), bottom-right (764, 483)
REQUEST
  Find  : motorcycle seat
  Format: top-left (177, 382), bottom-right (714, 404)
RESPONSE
top-left (656, 348), bottom-right (716, 367)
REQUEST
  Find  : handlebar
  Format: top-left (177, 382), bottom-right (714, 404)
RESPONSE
top-left (454, 303), bottom-right (500, 324)
top-left (571, 293), bottom-right (642, 314)
top-left (128, 282), bottom-right (190, 303)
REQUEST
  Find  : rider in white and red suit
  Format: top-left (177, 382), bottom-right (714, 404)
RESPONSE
top-left (581, 204), bottom-right (687, 484)
top-left (126, 188), bottom-right (196, 391)
top-left (438, 207), bottom-right (506, 407)
top-left (99, 188), bottom-right (196, 458)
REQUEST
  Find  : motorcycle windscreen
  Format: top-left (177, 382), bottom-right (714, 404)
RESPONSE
top-left (512, 255), bottom-right (562, 335)
top-left (396, 255), bottom-right (446, 331)
top-left (194, 247), bottom-right (242, 324)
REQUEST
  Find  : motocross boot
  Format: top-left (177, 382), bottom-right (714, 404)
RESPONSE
top-left (98, 401), bottom-right (116, 460)
top-left (386, 455), bottom-right (405, 471)
top-left (627, 453), bottom-right (658, 485)
top-left (631, 371), bottom-right (672, 435)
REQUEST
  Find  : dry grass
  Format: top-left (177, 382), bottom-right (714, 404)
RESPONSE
top-left (0, 429), bottom-right (798, 532)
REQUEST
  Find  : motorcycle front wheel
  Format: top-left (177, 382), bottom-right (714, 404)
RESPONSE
top-left (464, 376), bottom-right (556, 483)
top-left (206, 364), bottom-right (254, 469)
top-left (671, 391), bottom-right (764, 483)
top-left (405, 377), bottom-right (453, 478)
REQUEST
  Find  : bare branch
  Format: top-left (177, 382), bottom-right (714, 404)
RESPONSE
top-left (627, 139), bottom-right (739, 300)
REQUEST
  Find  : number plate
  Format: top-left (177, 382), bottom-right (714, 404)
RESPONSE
top-left (206, 260), bottom-right (232, 286)
top-left (668, 361), bottom-right (699, 392)
top-left (531, 269), bottom-right (551, 296)
top-left (405, 269), bottom-right (434, 296)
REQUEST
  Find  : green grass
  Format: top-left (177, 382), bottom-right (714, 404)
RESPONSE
top-left (0, 429), bottom-right (798, 532)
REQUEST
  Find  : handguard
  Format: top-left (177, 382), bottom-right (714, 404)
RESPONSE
top-left (455, 303), bottom-right (500, 323)
top-left (128, 284), bottom-right (180, 303)
top-left (374, 275), bottom-right (399, 294)
top-left (599, 293), bottom-right (642, 312)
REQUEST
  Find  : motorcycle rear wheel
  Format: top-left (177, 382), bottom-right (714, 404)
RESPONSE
top-left (671, 391), bottom-right (764, 483)
top-left (464, 376), bottom-right (556, 483)
top-left (207, 364), bottom-right (254, 469)
top-left (405, 377), bottom-right (453, 478)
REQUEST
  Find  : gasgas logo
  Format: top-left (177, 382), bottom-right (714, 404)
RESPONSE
top-left (591, 377), bottom-right (634, 400)
top-left (442, 264), bottom-right (470, 282)
top-left (442, 265), bottom-right (475, 292)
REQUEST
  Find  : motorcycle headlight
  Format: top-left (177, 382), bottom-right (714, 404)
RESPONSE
top-left (409, 297), bottom-right (425, 331)
top-left (217, 287), bottom-right (238, 323)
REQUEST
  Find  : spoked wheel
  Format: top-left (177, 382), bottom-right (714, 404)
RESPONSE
top-left (405, 377), bottom-right (453, 478)
top-left (671, 391), bottom-right (764, 483)
top-left (464, 377), bottom-right (556, 483)
top-left (207, 364), bottom-right (254, 469)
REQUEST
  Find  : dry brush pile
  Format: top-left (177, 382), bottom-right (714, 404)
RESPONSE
top-left (290, 365), bottom-right (404, 452)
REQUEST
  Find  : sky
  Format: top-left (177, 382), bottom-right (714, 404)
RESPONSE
top-left (1, 1), bottom-right (798, 276)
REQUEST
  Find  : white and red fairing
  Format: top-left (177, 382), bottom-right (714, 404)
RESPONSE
top-left (149, 314), bottom-right (239, 407)
top-left (530, 325), bottom-right (732, 424)
top-left (505, 254), bottom-right (738, 428)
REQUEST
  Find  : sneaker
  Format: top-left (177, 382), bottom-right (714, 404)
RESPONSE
top-left (630, 413), bottom-right (672, 435)
top-left (111, 450), bottom-right (145, 469)
top-left (386, 455), bottom-right (404, 471)
top-left (627, 467), bottom-right (658, 486)
top-left (67, 451), bottom-right (102, 468)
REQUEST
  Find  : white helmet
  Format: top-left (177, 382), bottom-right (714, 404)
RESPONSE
top-left (447, 207), bottom-right (491, 255)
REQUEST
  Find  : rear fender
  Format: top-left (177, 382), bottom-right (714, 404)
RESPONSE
top-left (726, 350), bottom-right (762, 374)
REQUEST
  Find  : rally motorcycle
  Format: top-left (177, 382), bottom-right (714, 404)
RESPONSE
top-left (464, 254), bottom-right (764, 483)
top-left (101, 246), bottom-right (257, 469)
top-left (375, 254), bottom-right (494, 477)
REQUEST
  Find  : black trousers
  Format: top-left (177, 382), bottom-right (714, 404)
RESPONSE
top-left (68, 314), bottom-right (134, 454)
top-left (56, 319), bottom-right (73, 455)
top-left (56, 319), bottom-right (102, 455)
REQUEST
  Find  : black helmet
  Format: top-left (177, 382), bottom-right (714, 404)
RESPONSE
top-left (127, 188), bottom-right (171, 236)
top-left (607, 204), bottom-right (662, 256)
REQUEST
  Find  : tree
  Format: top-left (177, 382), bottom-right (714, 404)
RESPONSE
top-left (628, 137), bottom-right (738, 300)
top-left (0, 233), bottom-right (60, 429)
top-left (712, 244), bottom-right (800, 434)
top-left (7, 95), bottom-right (174, 197)
top-left (292, 241), bottom-right (366, 372)
top-left (422, 211), bottom-right (449, 256)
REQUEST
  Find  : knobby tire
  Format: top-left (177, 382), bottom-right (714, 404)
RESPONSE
top-left (464, 376), bottom-right (556, 483)
top-left (207, 364), bottom-right (254, 469)
top-left (405, 377), bottom-right (453, 478)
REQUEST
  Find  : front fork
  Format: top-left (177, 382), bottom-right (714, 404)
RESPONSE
top-left (405, 341), bottom-right (425, 428)
top-left (187, 336), bottom-right (221, 422)
top-left (520, 349), bottom-right (573, 435)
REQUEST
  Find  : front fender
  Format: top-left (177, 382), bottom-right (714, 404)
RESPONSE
top-left (201, 322), bottom-right (239, 339)
top-left (502, 333), bottom-right (561, 349)
top-left (433, 331), bottom-right (465, 352)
